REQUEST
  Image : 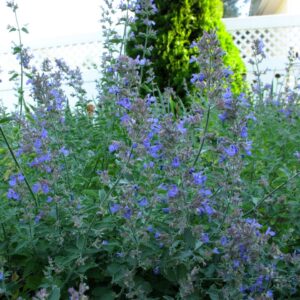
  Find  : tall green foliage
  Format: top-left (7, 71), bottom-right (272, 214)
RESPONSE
top-left (127, 0), bottom-right (246, 101)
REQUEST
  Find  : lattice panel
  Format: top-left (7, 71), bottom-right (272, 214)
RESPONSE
top-left (228, 26), bottom-right (300, 61)
top-left (29, 41), bottom-right (102, 68)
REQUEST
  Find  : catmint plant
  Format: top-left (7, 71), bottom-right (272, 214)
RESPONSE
top-left (0, 0), bottom-right (299, 299)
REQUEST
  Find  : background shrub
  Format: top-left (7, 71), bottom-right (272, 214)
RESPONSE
top-left (126, 0), bottom-right (246, 102)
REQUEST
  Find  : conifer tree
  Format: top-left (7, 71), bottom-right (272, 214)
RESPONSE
top-left (126, 0), bottom-right (246, 103)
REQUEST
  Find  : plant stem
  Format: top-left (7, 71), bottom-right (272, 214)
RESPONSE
top-left (193, 104), bottom-right (211, 167)
top-left (0, 125), bottom-right (38, 209)
top-left (243, 170), bottom-right (300, 217)
top-left (13, 9), bottom-right (25, 117)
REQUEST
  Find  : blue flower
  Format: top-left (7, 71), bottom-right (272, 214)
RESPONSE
top-left (110, 203), bottom-right (121, 214)
top-left (198, 188), bottom-right (212, 197)
top-left (146, 94), bottom-right (156, 105)
top-left (213, 247), bottom-right (220, 254)
top-left (201, 233), bottom-right (209, 243)
top-left (190, 41), bottom-right (198, 48)
top-left (34, 138), bottom-right (42, 152)
top-left (17, 173), bottom-right (24, 182)
top-left (41, 128), bottom-right (48, 139)
top-left (8, 176), bottom-right (17, 187)
top-left (7, 188), bottom-right (20, 200)
top-left (189, 56), bottom-right (197, 63)
top-left (244, 141), bottom-right (252, 156)
top-left (148, 144), bottom-right (162, 158)
top-left (162, 207), bottom-right (170, 214)
top-left (177, 120), bottom-right (187, 134)
top-left (154, 231), bottom-right (161, 239)
top-left (171, 157), bottom-right (180, 168)
top-left (147, 225), bottom-right (154, 232)
top-left (59, 146), bottom-right (69, 156)
top-left (265, 227), bottom-right (276, 237)
top-left (123, 206), bottom-right (132, 219)
top-left (223, 89), bottom-right (233, 110)
top-left (266, 290), bottom-right (273, 298)
top-left (218, 112), bottom-right (227, 122)
top-left (238, 93), bottom-right (250, 107)
top-left (0, 272), bottom-right (3, 281)
top-left (190, 73), bottom-right (205, 84)
top-left (233, 259), bottom-right (240, 269)
top-left (202, 201), bottom-right (215, 215)
top-left (138, 197), bottom-right (148, 207)
top-left (144, 161), bottom-right (154, 169)
top-left (224, 144), bottom-right (239, 157)
top-left (120, 113), bottom-right (130, 124)
top-left (220, 236), bottom-right (228, 246)
top-left (108, 86), bottom-right (120, 95)
top-left (153, 266), bottom-right (160, 275)
top-left (47, 196), bottom-right (53, 203)
top-left (168, 185), bottom-right (179, 198)
top-left (109, 142), bottom-right (120, 153)
top-left (246, 218), bottom-right (262, 229)
top-left (117, 97), bottom-right (131, 110)
top-left (223, 68), bottom-right (233, 78)
top-left (193, 172), bottom-right (207, 185)
top-left (240, 126), bottom-right (248, 138)
top-left (41, 183), bottom-right (49, 194)
top-left (32, 183), bottom-right (40, 194)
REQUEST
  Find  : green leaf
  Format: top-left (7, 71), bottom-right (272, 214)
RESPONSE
top-left (106, 263), bottom-right (128, 282)
top-left (207, 285), bottom-right (220, 300)
top-left (49, 286), bottom-right (61, 300)
top-left (92, 287), bottom-right (116, 299)
top-left (0, 117), bottom-right (12, 124)
top-left (9, 73), bottom-right (19, 81)
top-left (21, 27), bottom-right (29, 33)
top-left (12, 46), bottom-right (22, 54)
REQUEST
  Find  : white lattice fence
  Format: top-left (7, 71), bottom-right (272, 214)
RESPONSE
top-left (223, 14), bottom-right (300, 63)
